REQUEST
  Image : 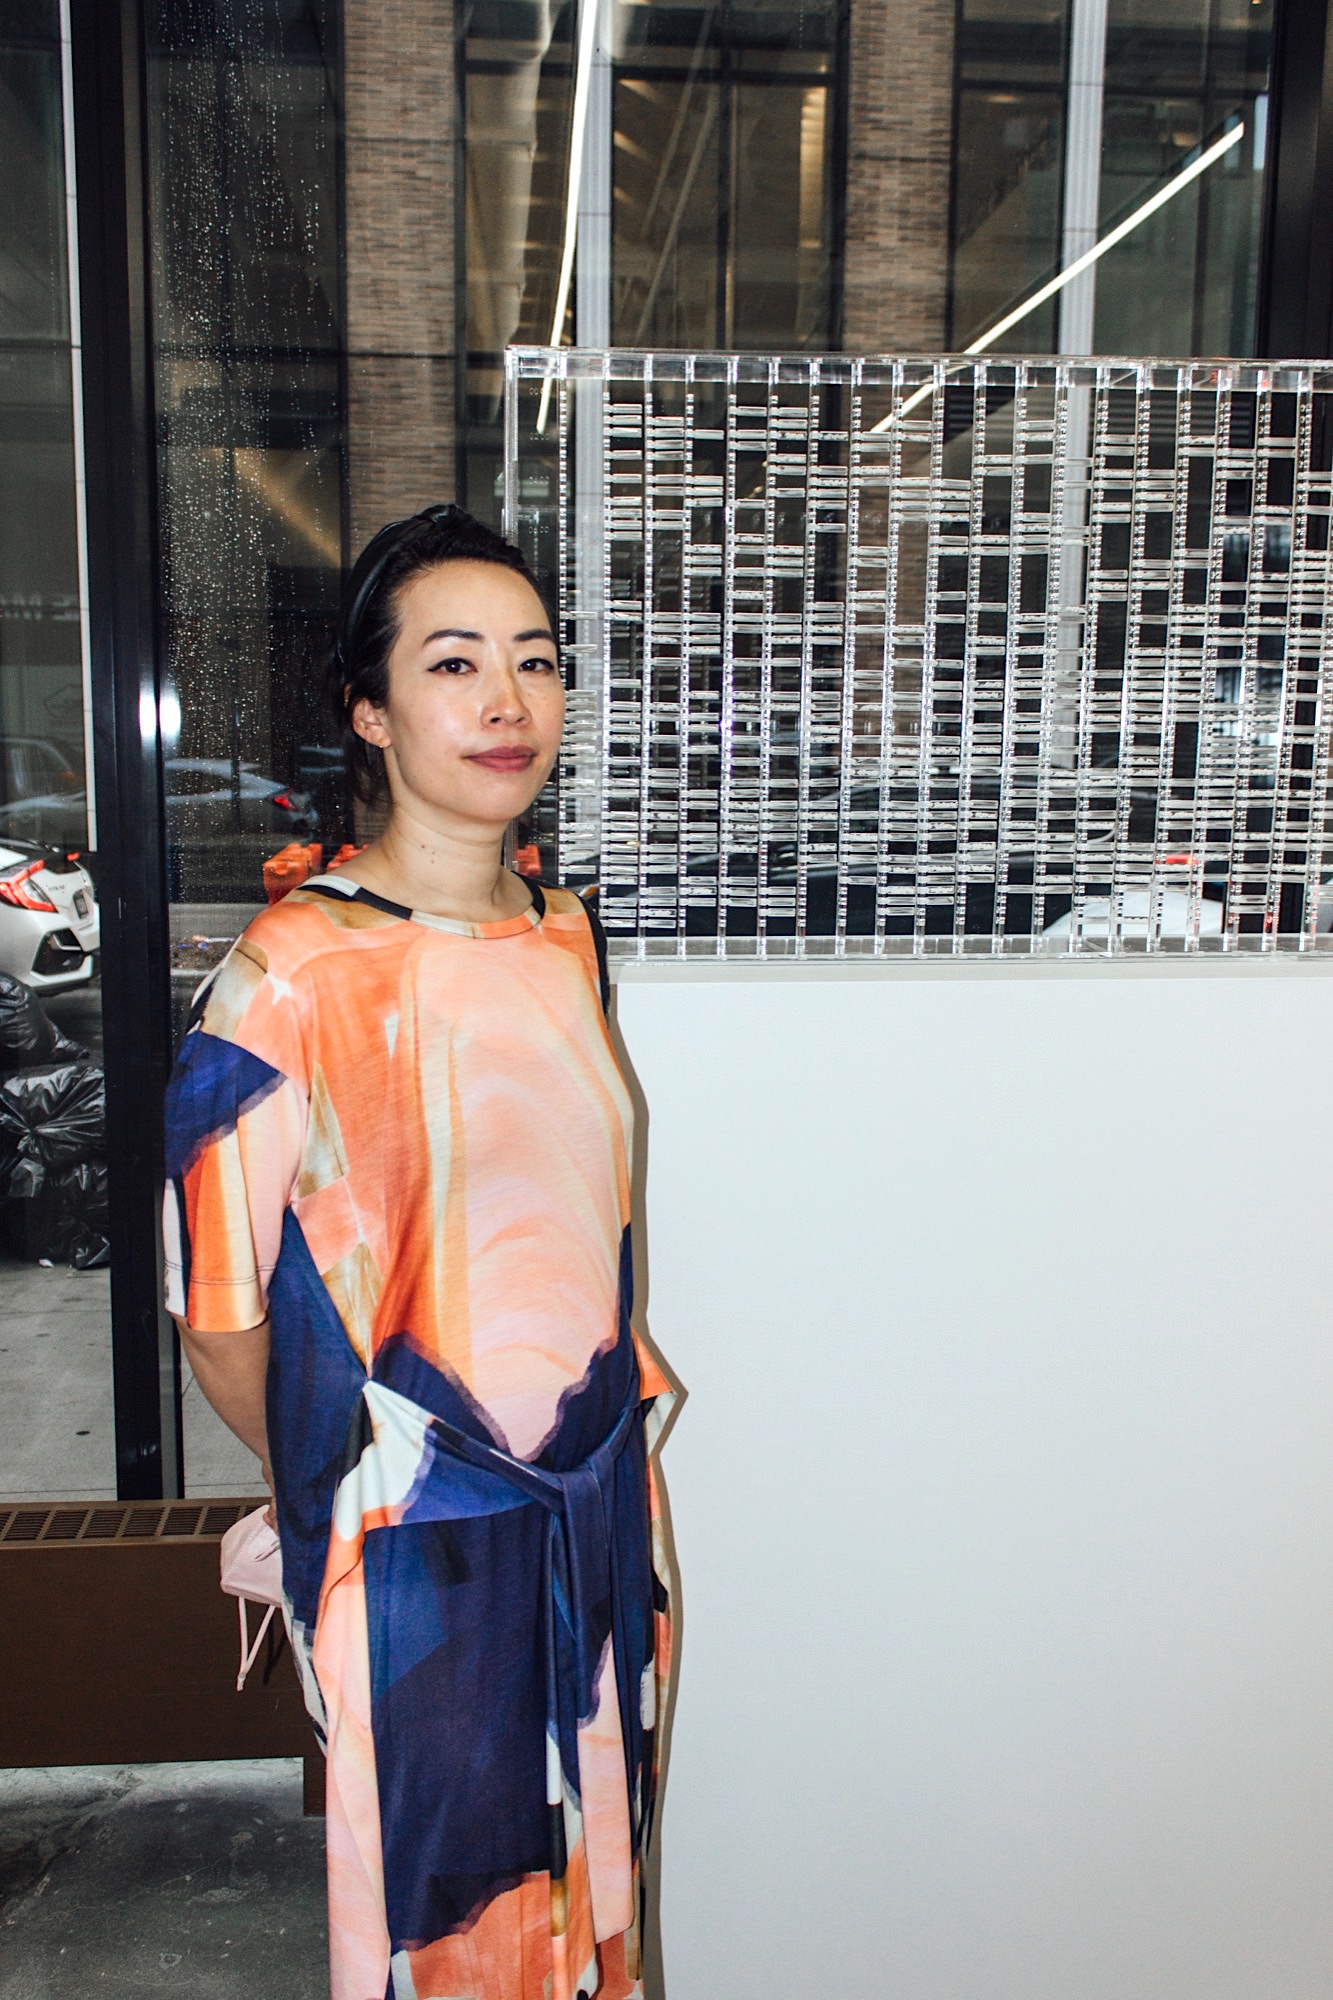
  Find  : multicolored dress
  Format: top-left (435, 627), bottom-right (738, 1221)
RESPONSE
top-left (162, 876), bottom-right (674, 2000)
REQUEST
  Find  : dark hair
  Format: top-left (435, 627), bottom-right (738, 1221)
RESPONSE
top-left (329, 503), bottom-right (548, 804)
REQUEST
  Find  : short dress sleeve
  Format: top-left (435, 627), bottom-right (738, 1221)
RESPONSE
top-left (162, 927), bottom-right (311, 1334)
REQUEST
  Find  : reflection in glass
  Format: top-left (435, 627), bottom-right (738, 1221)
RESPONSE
top-left (1093, 0), bottom-right (1272, 355)
top-left (462, 0), bottom-right (842, 519)
top-left (143, 2), bottom-right (345, 932)
top-left (0, 6), bottom-right (86, 848)
top-left (464, 0), bottom-right (577, 516)
top-left (612, 0), bottom-right (838, 350)
top-left (0, 0), bottom-right (112, 1502)
top-left (951, 0), bottom-right (1273, 356)
top-left (950, 0), bottom-right (1067, 352)
top-left (142, 0), bottom-right (346, 1495)
top-left (613, 66), bottom-right (720, 349)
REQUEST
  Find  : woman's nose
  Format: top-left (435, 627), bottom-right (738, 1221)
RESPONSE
top-left (484, 673), bottom-right (529, 724)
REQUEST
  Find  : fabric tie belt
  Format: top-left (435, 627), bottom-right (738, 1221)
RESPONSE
top-left (401, 1373), bottom-right (647, 1940)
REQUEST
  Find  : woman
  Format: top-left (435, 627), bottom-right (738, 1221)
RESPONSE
top-left (163, 505), bottom-right (674, 2000)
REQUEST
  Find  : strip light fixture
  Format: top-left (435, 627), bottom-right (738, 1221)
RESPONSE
top-left (537, 0), bottom-right (602, 433)
top-left (870, 118), bottom-right (1245, 434)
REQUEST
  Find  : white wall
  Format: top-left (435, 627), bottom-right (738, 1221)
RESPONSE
top-left (615, 958), bottom-right (1333, 2000)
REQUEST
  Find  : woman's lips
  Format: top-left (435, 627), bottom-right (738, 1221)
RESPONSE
top-left (468, 747), bottom-right (536, 773)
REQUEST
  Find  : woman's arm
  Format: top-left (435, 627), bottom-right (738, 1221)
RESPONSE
top-left (174, 1316), bottom-right (273, 1503)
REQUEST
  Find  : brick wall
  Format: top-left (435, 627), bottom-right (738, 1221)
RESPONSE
top-left (343, 0), bottom-right (457, 548)
top-left (843, 0), bottom-right (957, 353)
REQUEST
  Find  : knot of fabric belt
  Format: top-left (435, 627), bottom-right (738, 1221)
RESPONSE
top-left (421, 1385), bottom-right (643, 1931)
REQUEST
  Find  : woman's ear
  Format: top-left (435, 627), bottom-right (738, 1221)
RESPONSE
top-left (351, 694), bottom-right (391, 750)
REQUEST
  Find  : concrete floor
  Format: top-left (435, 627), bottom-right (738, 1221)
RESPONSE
top-left (0, 1258), bottom-right (117, 1500)
top-left (0, 978), bottom-right (265, 1502)
top-left (0, 1253), bottom-right (264, 1503)
top-left (179, 1374), bottom-right (268, 1498)
top-left (0, 1761), bottom-right (327, 1998)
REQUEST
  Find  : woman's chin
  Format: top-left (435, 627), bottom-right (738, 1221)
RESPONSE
top-left (401, 775), bottom-right (546, 830)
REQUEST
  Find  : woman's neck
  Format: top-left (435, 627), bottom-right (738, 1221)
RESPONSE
top-left (337, 805), bottom-right (531, 922)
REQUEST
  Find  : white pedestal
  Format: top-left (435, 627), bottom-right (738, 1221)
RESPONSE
top-left (616, 957), bottom-right (1333, 2000)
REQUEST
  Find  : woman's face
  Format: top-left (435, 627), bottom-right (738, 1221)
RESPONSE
top-left (353, 559), bottom-right (565, 832)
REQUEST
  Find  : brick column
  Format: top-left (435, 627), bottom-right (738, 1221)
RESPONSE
top-left (843, 0), bottom-right (957, 353)
top-left (343, 0), bottom-right (457, 549)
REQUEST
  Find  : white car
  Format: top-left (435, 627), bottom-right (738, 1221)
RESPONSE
top-left (165, 759), bottom-right (318, 838)
top-left (0, 736), bottom-right (87, 848)
top-left (0, 842), bottom-right (100, 992)
top-left (1042, 890), bottom-right (1224, 944)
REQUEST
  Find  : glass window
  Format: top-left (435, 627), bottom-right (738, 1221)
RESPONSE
top-left (611, 0), bottom-right (838, 349)
top-left (463, 0), bottom-right (843, 518)
top-left (951, 0), bottom-right (1274, 355)
top-left (951, 0), bottom-right (1068, 351)
top-left (1093, 0), bottom-right (1272, 355)
top-left (0, 0), bottom-right (112, 1502)
top-left (142, 0), bottom-right (346, 1494)
top-left (463, 0), bottom-right (579, 517)
top-left (612, 63), bottom-right (722, 349)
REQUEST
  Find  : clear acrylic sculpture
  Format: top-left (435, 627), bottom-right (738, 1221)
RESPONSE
top-left (505, 348), bottom-right (1333, 956)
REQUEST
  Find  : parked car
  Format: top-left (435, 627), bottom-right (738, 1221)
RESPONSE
top-left (295, 743), bottom-right (345, 792)
top-left (0, 737), bottom-right (87, 849)
top-left (292, 742), bottom-right (351, 841)
top-left (0, 842), bottom-right (100, 992)
top-left (2, 744), bottom-right (319, 848)
top-left (164, 759), bottom-right (318, 838)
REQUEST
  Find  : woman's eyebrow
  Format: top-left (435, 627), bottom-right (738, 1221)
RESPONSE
top-left (419, 626), bottom-right (556, 646)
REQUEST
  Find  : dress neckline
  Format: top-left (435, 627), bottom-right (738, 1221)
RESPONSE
top-left (300, 874), bottom-right (546, 940)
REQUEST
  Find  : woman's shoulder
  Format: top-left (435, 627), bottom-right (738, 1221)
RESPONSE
top-left (536, 885), bottom-right (610, 1013)
top-left (188, 883), bottom-right (400, 1055)
top-left (537, 883), bottom-right (594, 923)
top-left (249, 878), bottom-right (406, 956)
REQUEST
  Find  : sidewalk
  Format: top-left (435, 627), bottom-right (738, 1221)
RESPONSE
top-left (0, 1253), bottom-right (266, 1504)
top-left (0, 1760), bottom-right (326, 1998)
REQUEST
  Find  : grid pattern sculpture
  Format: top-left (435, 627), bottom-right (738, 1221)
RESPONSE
top-left (504, 348), bottom-right (1333, 954)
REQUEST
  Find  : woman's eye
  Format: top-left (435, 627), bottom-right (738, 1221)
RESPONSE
top-left (428, 656), bottom-right (474, 675)
top-left (519, 655), bottom-right (558, 674)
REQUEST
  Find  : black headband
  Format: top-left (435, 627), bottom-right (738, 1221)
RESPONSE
top-left (334, 503), bottom-right (462, 669)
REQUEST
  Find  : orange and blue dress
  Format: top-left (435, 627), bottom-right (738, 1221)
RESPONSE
top-left (162, 876), bottom-right (673, 2000)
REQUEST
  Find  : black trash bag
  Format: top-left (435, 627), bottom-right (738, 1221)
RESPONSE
top-left (2, 1158), bottom-right (110, 1268)
top-left (0, 973), bottom-right (85, 1071)
top-left (4, 1155), bottom-right (43, 1201)
top-left (50, 1025), bottom-right (86, 1065)
top-left (0, 1061), bottom-right (105, 1197)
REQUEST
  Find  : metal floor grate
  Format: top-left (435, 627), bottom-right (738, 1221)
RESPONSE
top-left (0, 1502), bottom-right (249, 1546)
